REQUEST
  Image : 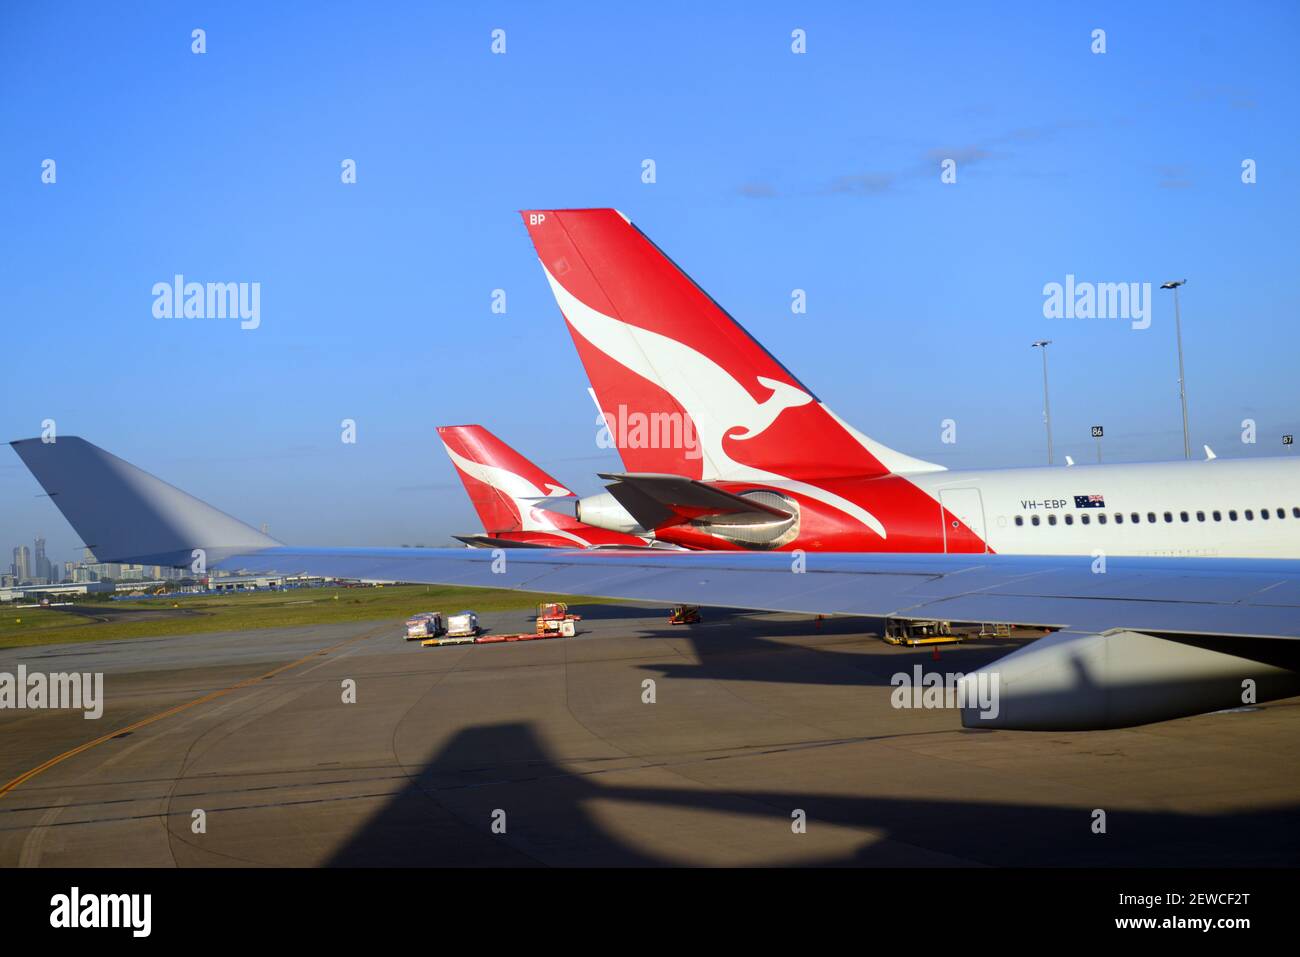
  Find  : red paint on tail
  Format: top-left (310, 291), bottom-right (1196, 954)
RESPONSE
top-left (437, 424), bottom-right (647, 548)
top-left (520, 209), bottom-right (940, 483)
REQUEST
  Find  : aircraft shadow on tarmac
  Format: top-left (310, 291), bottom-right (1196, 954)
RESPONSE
top-left (621, 614), bottom-right (1300, 728)
top-left (328, 721), bottom-right (1300, 867)
top-left (438, 603), bottom-right (1041, 708)
top-left (612, 608), bottom-right (1036, 690)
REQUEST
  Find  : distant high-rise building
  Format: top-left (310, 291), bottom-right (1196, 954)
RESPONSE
top-left (33, 537), bottom-right (51, 583)
top-left (12, 545), bottom-right (31, 582)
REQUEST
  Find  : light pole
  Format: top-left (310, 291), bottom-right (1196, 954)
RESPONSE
top-left (1032, 340), bottom-right (1053, 465)
top-left (1161, 279), bottom-right (1191, 460)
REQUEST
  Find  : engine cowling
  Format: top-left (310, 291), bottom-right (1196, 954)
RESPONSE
top-left (574, 492), bottom-right (645, 535)
top-left (958, 629), bottom-right (1300, 731)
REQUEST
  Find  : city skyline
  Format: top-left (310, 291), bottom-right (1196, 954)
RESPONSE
top-left (4, 533), bottom-right (188, 587)
top-left (7, 536), bottom-right (58, 585)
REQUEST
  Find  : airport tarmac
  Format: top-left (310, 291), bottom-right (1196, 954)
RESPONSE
top-left (1, 607), bottom-right (1297, 867)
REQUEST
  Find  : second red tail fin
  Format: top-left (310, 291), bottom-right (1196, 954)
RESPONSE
top-left (437, 425), bottom-right (574, 534)
top-left (437, 424), bottom-right (653, 549)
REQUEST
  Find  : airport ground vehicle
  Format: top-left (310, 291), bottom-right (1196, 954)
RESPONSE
top-left (445, 611), bottom-right (480, 638)
top-left (882, 618), bottom-right (954, 646)
top-left (536, 601), bottom-right (579, 637)
top-left (423, 604), bottom-right (579, 647)
top-left (404, 612), bottom-right (444, 640)
top-left (668, 604), bottom-right (701, 625)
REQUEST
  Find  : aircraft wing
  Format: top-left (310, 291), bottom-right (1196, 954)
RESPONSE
top-left (12, 436), bottom-right (1300, 732)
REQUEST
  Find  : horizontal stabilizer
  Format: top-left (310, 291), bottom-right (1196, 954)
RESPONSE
top-left (599, 472), bottom-right (791, 530)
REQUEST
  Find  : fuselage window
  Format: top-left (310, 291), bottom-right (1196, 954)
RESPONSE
top-left (1064, 514), bottom-right (1074, 525)
top-left (1130, 512), bottom-right (1140, 523)
top-left (1115, 513), bottom-right (1124, 524)
top-left (1147, 512), bottom-right (1156, 523)
top-left (1015, 515), bottom-right (1024, 526)
top-left (1097, 514), bottom-right (1107, 525)
top-left (1229, 510), bottom-right (1238, 521)
top-left (1261, 509), bottom-right (1271, 520)
top-left (1031, 515), bottom-right (1040, 526)
top-left (1196, 511), bottom-right (1205, 522)
top-left (1293, 507), bottom-right (1300, 518)
top-left (1245, 510), bottom-right (1254, 520)
top-left (1179, 511), bottom-right (1189, 522)
top-left (1213, 510), bottom-right (1222, 521)
top-left (1163, 512), bottom-right (1173, 523)
top-left (1279, 508), bottom-right (1287, 520)
top-left (1081, 514), bottom-right (1090, 525)
top-left (1048, 514), bottom-right (1057, 526)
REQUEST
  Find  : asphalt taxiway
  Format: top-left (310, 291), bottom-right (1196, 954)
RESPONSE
top-left (1, 607), bottom-right (1297, 866)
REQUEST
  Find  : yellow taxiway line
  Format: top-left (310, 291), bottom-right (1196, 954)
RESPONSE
top-left (0, 624), bottom-right (387, 799)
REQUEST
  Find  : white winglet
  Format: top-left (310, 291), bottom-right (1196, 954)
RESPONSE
top-left (10, 436), bottom-right (278, 566)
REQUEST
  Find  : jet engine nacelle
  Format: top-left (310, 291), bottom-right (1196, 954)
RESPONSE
top-left (959, 629), bottom-right (1300, 731)
top-left (574, 492), bottom-right (645, 535)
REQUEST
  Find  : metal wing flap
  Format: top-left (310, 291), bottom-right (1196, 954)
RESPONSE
top-left (599, 472), bottom-right (792, 529)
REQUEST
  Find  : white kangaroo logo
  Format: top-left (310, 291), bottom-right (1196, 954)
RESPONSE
top-left (443, 444), bottom-right (588, 546)
top-left (730, 377), bottom-right (812, 439)
top-left (542, 265), bottom-right (887, 539)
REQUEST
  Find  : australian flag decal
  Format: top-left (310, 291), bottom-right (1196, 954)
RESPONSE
top-left (1074, 494), bottom-right (1106, 508)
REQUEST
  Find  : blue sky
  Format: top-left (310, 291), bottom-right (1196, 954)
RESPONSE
top-left (3, 1), bottom-right (1299, 564)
